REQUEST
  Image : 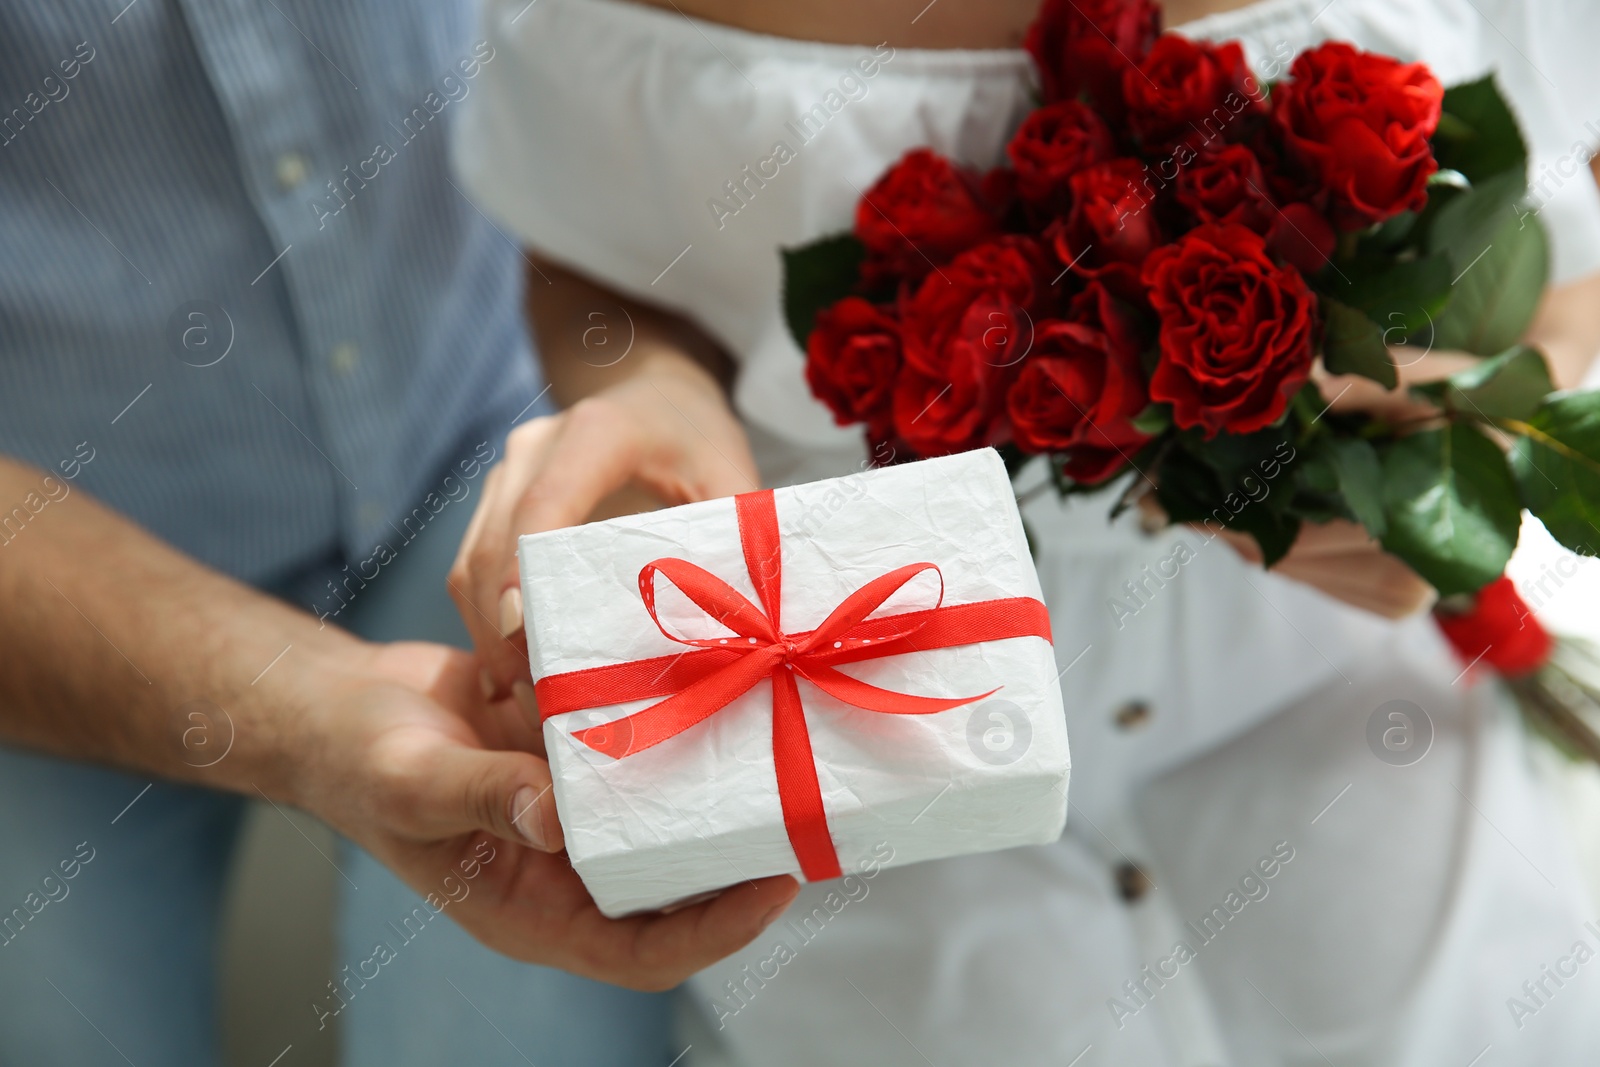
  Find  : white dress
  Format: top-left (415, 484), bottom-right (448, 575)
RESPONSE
top-left (454, 1), bottom-right (1600, 1063)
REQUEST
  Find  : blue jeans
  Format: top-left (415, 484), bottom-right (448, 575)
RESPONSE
top-left (0, 446), bottom-right (673, 1066)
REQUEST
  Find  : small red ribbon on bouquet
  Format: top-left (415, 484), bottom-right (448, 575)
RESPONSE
top-left (1434, 575), bottom-right (1552, 678)
top-left (535, 489), bottom-right (1053, 881)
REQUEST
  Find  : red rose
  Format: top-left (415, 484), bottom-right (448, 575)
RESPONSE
top-left (979, 165), bottom-right (1020, 221)
top-left (892, 359), bottom-right (998, 458)
top-left (855, 149), bottom-right (999, 284)
top-left (1142, 223), bottom-right (1316, 437)
top-left (805, 297), bottom-right (902, 431)
top-left (1176, 143), bottom-right (1275, 230)
top-left (1008, 284), bottom-right (1152, 481)
top-left (1007, 101), bottom-right (1116, 213)
top-left (1025, 0), bottom-right (1160, 119)
top-left (1435, 576), bottom-right (1553, 677)
top-left (1124, 34), bottom-right (1261, 150)
top-left (901, 236), bottom-right (1052, 371)
top-left (894, 237), bottom-right (1051, 455)
top-left (1047, 159), bottom-right (1163, 298)
top-left (1272, 42), bottom-right (1443, 229)
top-left (1176, 144), bottom-right (1336, 275)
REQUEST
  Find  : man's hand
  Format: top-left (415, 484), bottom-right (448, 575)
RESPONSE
top-left (298, 639), bottom-right (797, 990)
top-left (0, 452), bottom-right (794, 991)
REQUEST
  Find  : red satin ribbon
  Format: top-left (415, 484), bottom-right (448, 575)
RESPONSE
top-left (1435, 575), bottom-right (1552, 678)
top-left (536, 489), bottom-right (1053, 881)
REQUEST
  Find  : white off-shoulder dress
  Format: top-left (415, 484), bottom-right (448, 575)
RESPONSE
top-left (455, 1), bottom-right (1600, 1063)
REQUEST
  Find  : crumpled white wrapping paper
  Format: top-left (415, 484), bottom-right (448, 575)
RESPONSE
top-left (518, 449), bottom-right (1071, 917)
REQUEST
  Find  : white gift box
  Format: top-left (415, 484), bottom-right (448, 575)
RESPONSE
top-left (517, 448), bottom-right (1071, 917)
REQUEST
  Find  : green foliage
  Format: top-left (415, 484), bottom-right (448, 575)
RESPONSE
top-left (1379, 423), bottom-right (1522, 596)
top-left (1410, 345), bottom-right (1555, 421)
top-left (1428, 208), bottom-right (1549, 355)
top-left (1433, 75), bottom-right (1529, 184)
top-left (1327, 437), bottom-right (1387, 538)
top-left (1321, 298), bottom-right (1398, 388)
top-left (1510, 393), bottom-right (1600, 556)
top-left (1325, 253), bottom-right (1454, 336)
top-left (1153, 428), bottom-right (1301, 565)
top-left (781, 233), bottom-right (865, 351)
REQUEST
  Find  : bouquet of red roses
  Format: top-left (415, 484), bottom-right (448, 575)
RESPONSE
top-left (783, 0), bottom-right (1600, 756)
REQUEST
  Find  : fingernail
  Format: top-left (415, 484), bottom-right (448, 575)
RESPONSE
top-left (499, 587), bottom-right (524, 637)
top-left (512, 680), bottom-right (539, 720)
top-left (479, 668), bottom-right (497, 700)
top-left (760, 900), bottom-right (791, 928)
top-left (510, 786), bottom-right (547, 850)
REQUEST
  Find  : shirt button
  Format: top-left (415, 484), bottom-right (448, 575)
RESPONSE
top-left (1114, 699), bottom-right (1152, 731)
top-left (275, 152), bottom-right (310, 191)
top-left (329, 341), bottom-right (360, 377)
top-left (1115, 862), bottom-right (1152, 903)
top-left (358, 501), bottom-right (385, 528)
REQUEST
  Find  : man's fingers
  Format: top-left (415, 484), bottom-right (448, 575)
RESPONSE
top-left (627, 875), bottom-right (799, 989)
top-left (419, 745), bottom-right (564, 853)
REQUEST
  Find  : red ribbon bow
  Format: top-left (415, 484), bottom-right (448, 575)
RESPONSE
top-left (535, 489), bottom-right (1053, 881)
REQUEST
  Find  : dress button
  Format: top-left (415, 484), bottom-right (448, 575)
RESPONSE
top-left (1115, 862), bottom-right (1152, 903)
top-left (1114, 699), bottom-right (1152, 730)
top-left (329, 341), bottom-right (360, 377)
top-left (275, 152), bottom-right (309, 191)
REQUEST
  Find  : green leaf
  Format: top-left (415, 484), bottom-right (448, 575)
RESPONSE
top-left (1230, 506), bottom-right (1302, 567)
top-left (781, 233), bottom-right (865, 350)
top-left (1153, 431), bottom-right (1303, 564)
top-left (1176, 425), bottom-right (1296, 488)
top-left (1328, 437), bottom-right (1387, 538)
top-left (1326, 253), bottom-right (1453, 337)
top-left (1434, 75), bottom-right (1529, 184)
top-left (1379, 423), bottom-right (1522, 596)
top-left (1320, 298), bottom-right (1398, 388)
top-left (1426, 169), bottom-right (1526, 268)
top-left (1509, 392), bottom-right (1600, 556)
top-left (1428, 206), bottom-right (1549, 355)
top-left (1295, 445), bottom-right (1340, 497)
top-left (1288, 443), bottom-right (1352, 526)
top-left (1130, 403), bottom-right (1172, 436)
top-left (1365, 209), bottom-right (1421, 252)
top-left (1409, 345), bottom-right (1555, 421)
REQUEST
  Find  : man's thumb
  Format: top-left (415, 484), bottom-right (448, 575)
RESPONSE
top-left (430, 746), bottom-right (564, 852)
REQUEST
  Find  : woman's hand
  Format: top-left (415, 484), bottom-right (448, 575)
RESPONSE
top-left (1148, 351), bottom-right (1475, 620)
top-left (1280, 260), bottom-right (1600, 614)
top-left (1195, 350), bottom-right (1488, 619)
top-left (1213, 516), bottom-right (1434, 618)
top-left (451, 348), bottom-right (760, 706)
top-left (1216, 352), bottom-right (1473, 618)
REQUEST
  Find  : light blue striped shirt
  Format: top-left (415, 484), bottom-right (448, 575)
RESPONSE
top-left (0, 0), bottom-right (541, 584)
